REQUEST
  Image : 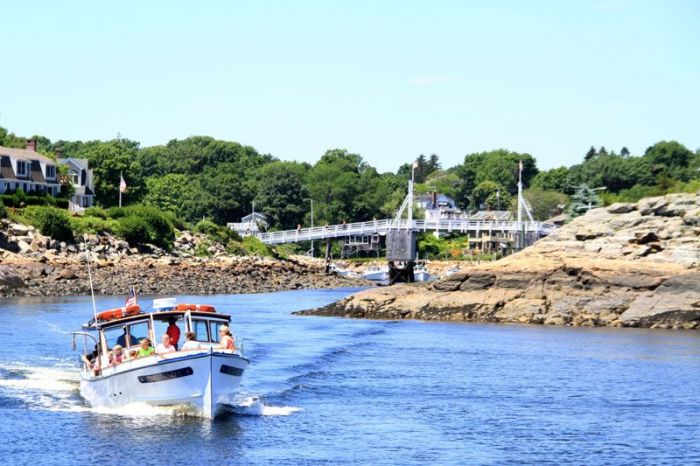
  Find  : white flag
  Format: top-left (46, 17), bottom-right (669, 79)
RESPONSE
top-left (119, 174), bottom-right (127, 193)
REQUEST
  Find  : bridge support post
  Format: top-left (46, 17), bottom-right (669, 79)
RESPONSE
top-left (324, 239), bottom-right (332, 274)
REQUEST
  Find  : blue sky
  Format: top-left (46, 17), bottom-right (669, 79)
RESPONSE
top-left (1, 0), bottom-right (698, 172)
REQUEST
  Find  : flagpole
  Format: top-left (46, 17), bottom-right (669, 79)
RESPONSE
top-left (119, 172), bottom-right (122, 207)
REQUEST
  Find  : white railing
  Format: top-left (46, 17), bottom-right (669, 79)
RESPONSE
top-left (253, 219), bottom-right (555, 245)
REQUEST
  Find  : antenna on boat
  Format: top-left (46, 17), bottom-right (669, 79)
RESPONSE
top-left (85, 245), bottom-right (98, 324)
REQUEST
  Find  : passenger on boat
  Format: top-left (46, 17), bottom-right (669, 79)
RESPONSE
top-left (166, 318), bottom-right (181, 350)
top-left (218, 326), bottom-right (236, 351)
top-left (109, 345), bottom-right (127, 366)
top-left (156, 334), bottom-right (176, 355)
top-left (81, 344), bottom-right (101, 375)
top-left (116, 328), bottom-right (138, 348)
top-left (181, 332), bottom-right (201, 351)
top-left (136, 338), bottom-right (155, 358)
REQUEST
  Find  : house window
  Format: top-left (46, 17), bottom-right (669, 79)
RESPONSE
top-left (46, 165), bottom-right (56, 179)
top-left (17, 161), bottom-right (27, 177)
top-left (70, 171), bottom-right (79, 185)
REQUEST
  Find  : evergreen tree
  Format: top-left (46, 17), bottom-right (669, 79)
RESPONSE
top-left (621, 146), bottom-right (630, 156)
top-left (585, 146), bottom-right (597, 161)
top-left (567, 184), bottom-right (602, 217)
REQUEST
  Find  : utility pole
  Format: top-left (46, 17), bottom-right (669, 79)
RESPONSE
top-left (305, 198), bottom-right (314, 257)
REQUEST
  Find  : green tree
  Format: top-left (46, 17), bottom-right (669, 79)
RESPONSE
top-left (585, 146), bottom-right (597, 161)
top-left (643, 140), bottom-right (694, 180)
top-left (254, 161), bottom-right (309, 229)
top-left (568, 185), bottom-right (602, 217)
top-left (472, 180), bottom-right (511, 210)
top-left (455, 149), bottom-right (537, 209)
top-left (522, 188), bottom-right (569, 220)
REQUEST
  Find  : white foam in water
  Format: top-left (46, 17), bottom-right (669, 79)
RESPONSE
top-left (0, 363), bottom-right (300, 418)
top-left (226, 393), bottom-right (302, 416)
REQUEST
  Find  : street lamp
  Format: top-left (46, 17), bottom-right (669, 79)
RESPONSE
top-left (305, 198), bottom-right (314, 257)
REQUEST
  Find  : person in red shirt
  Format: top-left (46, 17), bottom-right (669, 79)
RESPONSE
top-left (166, 317), bottom-right (181, 350)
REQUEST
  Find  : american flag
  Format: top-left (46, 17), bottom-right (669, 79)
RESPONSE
top-left (125, 286), bottom-right (137, 307)
top-left (119, 174), bottom-right (127, 193)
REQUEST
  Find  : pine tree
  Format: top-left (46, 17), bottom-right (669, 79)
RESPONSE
top-left (567, 184), bottom-right (603, 217)
top-left (585, 146), bottom-right (597, 161)
top-left (621, 146), bottom-right (630, 156)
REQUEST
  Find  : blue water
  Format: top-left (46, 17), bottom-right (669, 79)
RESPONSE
top-left (1, 288), bottom-right (699, 465)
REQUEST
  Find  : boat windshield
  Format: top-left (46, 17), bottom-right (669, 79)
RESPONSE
top-left (103, 320), bottom-right (150, 350)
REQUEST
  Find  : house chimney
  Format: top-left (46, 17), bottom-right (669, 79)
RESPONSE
top-left (26, 139), bottom-right (37, 152)
top-left (432, 191), bottom-right (437, 208)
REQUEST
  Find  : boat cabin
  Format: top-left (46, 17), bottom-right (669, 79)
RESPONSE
top-left (74, 302), bottom-right (238, 375)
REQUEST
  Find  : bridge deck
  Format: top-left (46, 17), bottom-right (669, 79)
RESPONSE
top-left (236, 218), bottom-right (555, 245)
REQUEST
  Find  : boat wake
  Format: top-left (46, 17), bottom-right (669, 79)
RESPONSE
top-left (0, 363), bottom-right (300, 418)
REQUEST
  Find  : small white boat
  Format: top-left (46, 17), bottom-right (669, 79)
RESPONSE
top-left (413, 263), bottom-right (432, 282)
top-left (328, 263), bottom-right (359, 278)
top-left (72, 299), bottom-right (249, 418)
top-left (362, 265), bottom-right (389, 281)
top-left (442, 266), bottom-right (462, 278)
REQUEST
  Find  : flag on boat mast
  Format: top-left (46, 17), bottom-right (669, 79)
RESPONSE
top-left (125, 285), bottom-right (137, 307)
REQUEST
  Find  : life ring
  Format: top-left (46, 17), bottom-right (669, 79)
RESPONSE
top-left (97, 305), bottom-right (141, 322)
top-left (175, 303), bottom-right (216, 313)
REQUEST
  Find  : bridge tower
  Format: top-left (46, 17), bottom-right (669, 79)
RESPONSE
top-left (386, 163), bottom-right (418, 283)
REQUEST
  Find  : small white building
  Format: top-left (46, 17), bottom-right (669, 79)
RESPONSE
top-left (0, 140), bottom-right (61, 196)
top-left (57, 157), bottom-right (96, 211)
top-left (227, 212), bottom-right (270, 235)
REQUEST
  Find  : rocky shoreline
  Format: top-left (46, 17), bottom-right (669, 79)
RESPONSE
top-left (0, 215), bottom-right (376, 298)
top-left (297, 192), bottom-right (700, 330)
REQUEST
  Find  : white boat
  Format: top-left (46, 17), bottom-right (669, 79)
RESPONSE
top-left (72, 300), bottom-right (249, 418)
top-left (413, 263), bottom-right (432, 282)
top-left (361, 265), bottom-right (389, 281)
top-left (442, 266), bottom-right (462, 278)
top-left (328, 263), bottom-right (359, 278)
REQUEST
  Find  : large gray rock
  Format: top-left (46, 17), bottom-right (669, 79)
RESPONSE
top-left (9, 224), bottom-right (33, 236)
top-left (607, 202), bottom-right (636, 214)
top-left (620, 272), bottom-right (700, 326)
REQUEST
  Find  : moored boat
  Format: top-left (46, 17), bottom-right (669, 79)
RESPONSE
top-left (413, 263), bottom-right (432, 282)
top-left (361, 265), bottom-right (389, 281)
top-left (72, 299), bottom-right (249, 418)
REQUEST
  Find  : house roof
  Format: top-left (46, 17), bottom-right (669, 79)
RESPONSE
top-left (0, 156), bottom-right (17, 180)
top-left (29, 160), bottom-right (46, 183)
top-left (58, 157), bottom-right (89, 170)
top-left (0, 145), bottom-right (54, 164)
top-left (242, 212), bottom-right (269, 222)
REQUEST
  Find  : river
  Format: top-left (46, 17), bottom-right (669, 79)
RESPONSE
top-left (1, 288), bottom-right (699, 465)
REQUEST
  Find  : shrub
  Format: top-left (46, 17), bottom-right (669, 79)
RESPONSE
top-left (23, 206), bottom-right (74, 242)
top-left (116, 216), bottom-right (150, 246)
top-left (242, 236), bottom-right (273, 257)
top-left (69, 216), bottom-right (118, 235)
top-left (194, 219), bottom-right (241, 244)
top-left (84, 207), bottom-right (108, 219)
top-left (0, 199), bottom-right (5, 219)
top-left (106, 205), bottom-right (175, 248)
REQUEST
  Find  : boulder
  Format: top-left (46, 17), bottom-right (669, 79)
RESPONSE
top-left (9, 224), bottom-right (33, 236)
top-left (607, 202), bottom-right (636, 214)
top-left (17, 240), bottom-right (32, 254)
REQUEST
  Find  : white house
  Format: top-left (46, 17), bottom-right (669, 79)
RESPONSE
top-left (416, 192), bottom-right (463, 221)
top-left (57, 157), bottom-right (95, 211)
top-left (227, 212), bottom-right (270, 235)
top-left (0, 140), bottom-right (61, 196)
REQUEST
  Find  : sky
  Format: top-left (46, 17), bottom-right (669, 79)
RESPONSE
top-left (1, 0), bottom-right (698, 172)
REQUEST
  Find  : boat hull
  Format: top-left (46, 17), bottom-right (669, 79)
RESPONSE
top-left (80, 350), bottom-right (249, 418)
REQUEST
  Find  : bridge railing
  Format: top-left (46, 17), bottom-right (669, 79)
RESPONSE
top-left (253, 218), bottom-right (556, 245)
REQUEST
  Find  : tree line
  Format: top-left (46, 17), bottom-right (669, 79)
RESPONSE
top-left (1, 126), bottom-right (698, 229)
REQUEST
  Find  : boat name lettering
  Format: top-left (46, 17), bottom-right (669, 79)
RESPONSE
top-left (220, 365), bottom-right (244, 377)
top-left (138, 367), bottom-right (194, 383)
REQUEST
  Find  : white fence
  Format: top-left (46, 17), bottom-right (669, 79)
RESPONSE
top-left (250, 219), bottom-right (555, 245)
